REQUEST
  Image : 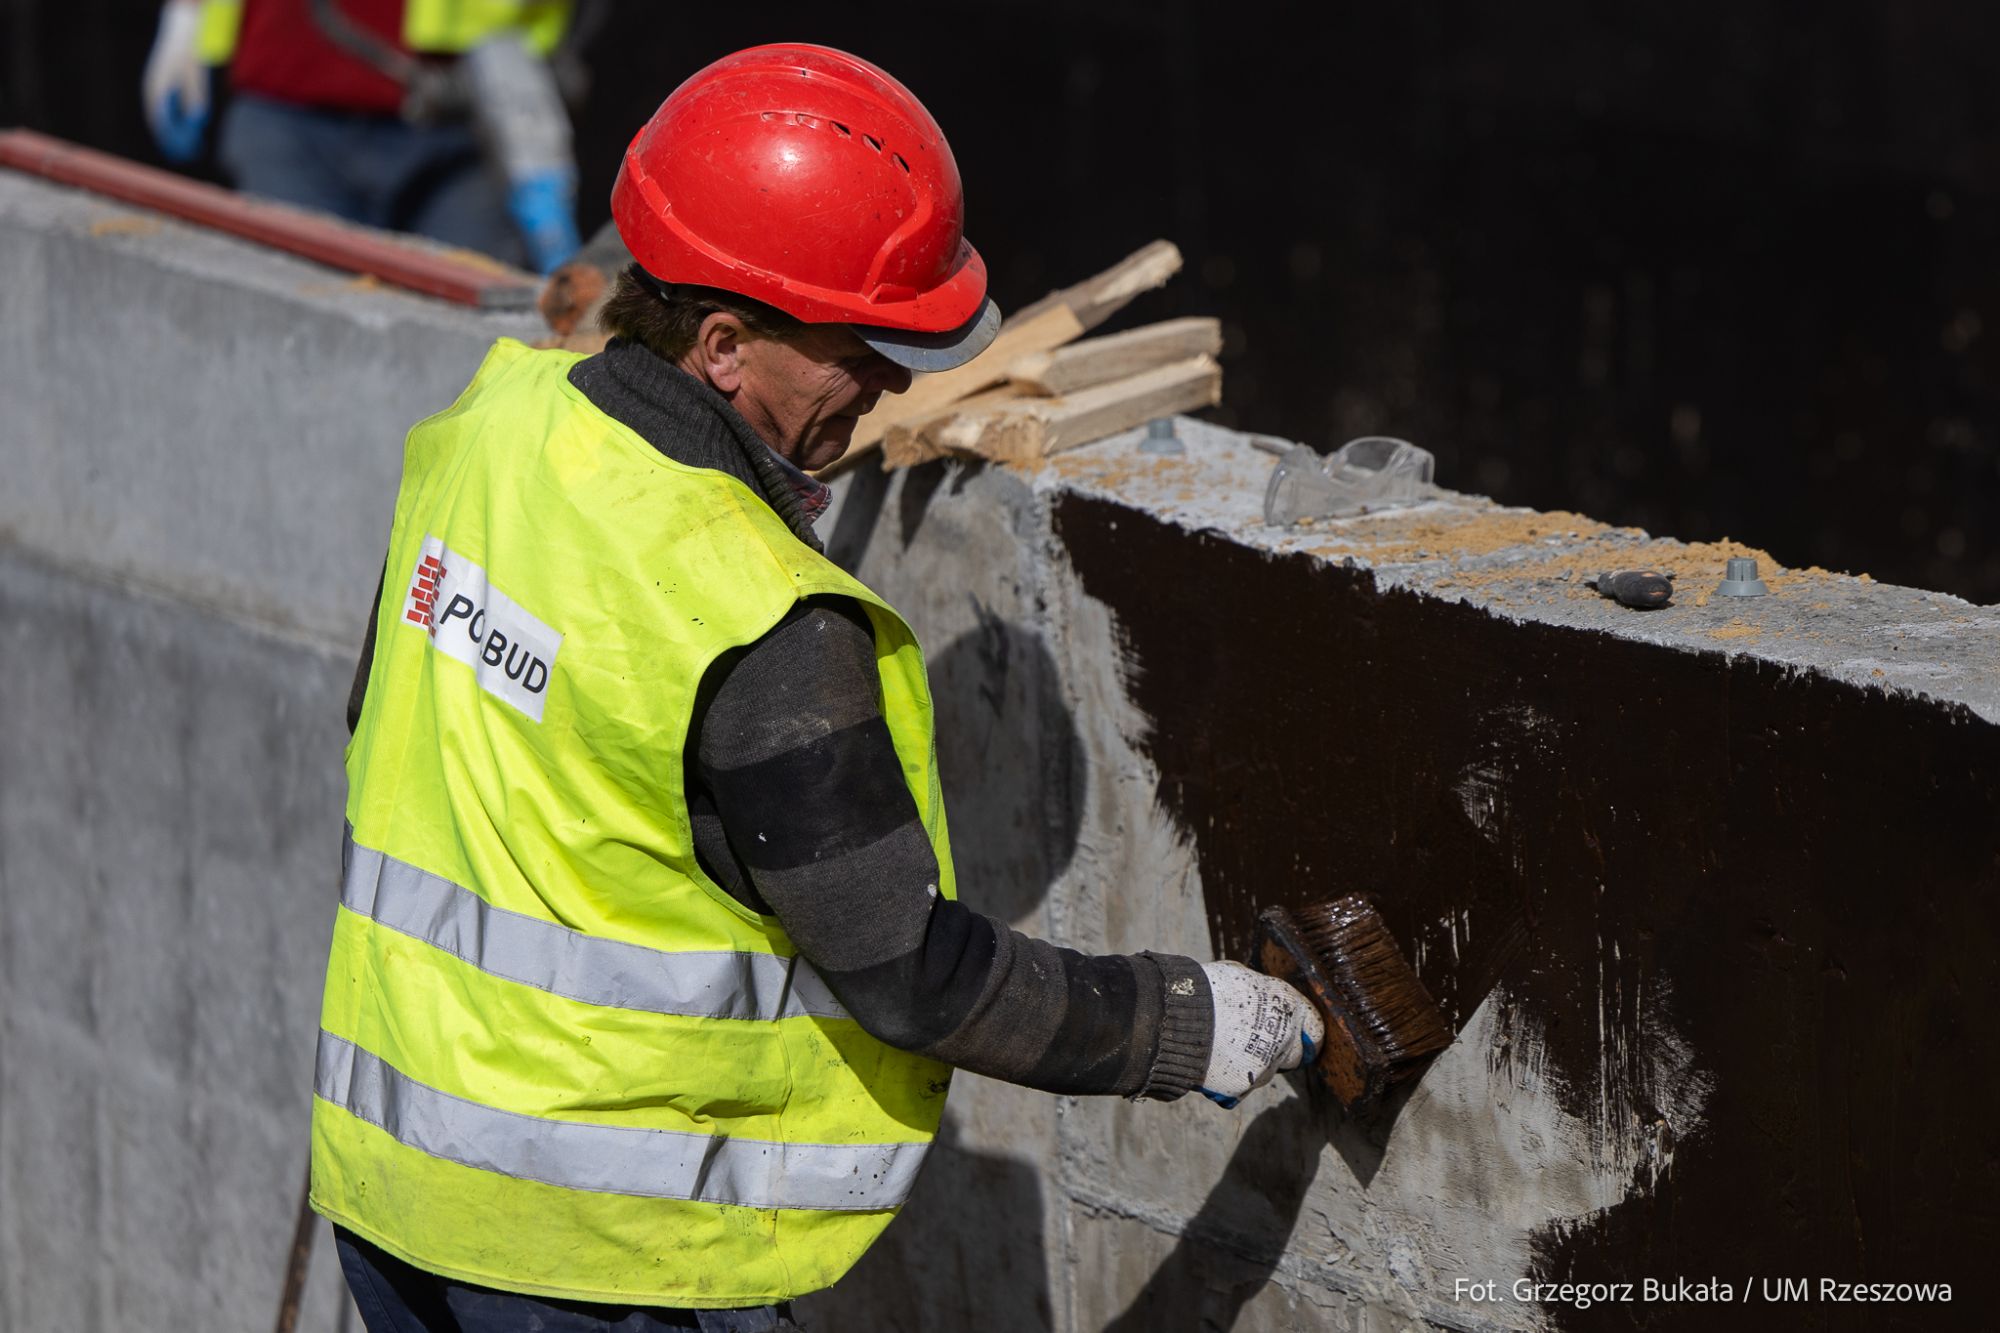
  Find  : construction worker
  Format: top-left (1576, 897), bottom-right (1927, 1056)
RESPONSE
top-left (141, 0), bottom-right (583, 270)
top-left (315, 43), bottom-right (1324, 1331)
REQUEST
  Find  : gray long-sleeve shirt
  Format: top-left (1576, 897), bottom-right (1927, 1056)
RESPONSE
top-left (349, 339), bottom-right (1212, 1099)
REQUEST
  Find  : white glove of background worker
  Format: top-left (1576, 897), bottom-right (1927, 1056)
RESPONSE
top-left (1197, 961), bottom-right (1324, 1107)
top-left (143, 1), bottom-right (209, 163)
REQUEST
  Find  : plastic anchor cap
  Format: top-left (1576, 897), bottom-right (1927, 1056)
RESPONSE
top-left (1139, 416), bottom-right (1185, 455)
top-left (1715, 556), bottom-right (1769, 598)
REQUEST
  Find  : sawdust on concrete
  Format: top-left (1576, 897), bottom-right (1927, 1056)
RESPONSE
top-left (88, 213), bottom-right (163, 238)
top-left (1294, 505), bottom-right (1874, 607)
top-left (297, 273), bottom-right (384, 299)
top-left (1042, 433), bottom-right (1883, 608)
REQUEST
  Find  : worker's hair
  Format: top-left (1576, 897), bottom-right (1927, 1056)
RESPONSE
top-left (598, 265), bottom-right (806, 362)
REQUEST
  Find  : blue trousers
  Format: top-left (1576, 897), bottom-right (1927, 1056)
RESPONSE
top-left (334, 1228), bottom-right (802, 1333)
top-left (217, 92), bottom-right (523, 266)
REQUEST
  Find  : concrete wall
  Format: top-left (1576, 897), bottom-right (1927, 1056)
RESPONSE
top-left (5, 166), bottom-right (1996, 1332)
top-left (0, 171), bottom-right (541, 1331)
top-left (800, 434), bottom-right (1997, 1332)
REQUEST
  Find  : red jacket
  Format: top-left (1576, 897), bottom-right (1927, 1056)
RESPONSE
top-left (230, 0), bottom-right (410, 115)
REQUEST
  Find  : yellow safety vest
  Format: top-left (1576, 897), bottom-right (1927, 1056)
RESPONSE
top-left (196, 0), bottom-right (572, 65)
top-left (311, 340), bottom-right (956, 1306)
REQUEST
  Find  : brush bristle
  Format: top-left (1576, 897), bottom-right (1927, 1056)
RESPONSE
top-left (1293, 896), bottom-right (1452, 1065)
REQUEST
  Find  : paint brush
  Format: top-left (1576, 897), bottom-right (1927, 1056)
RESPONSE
top-left (1256, 897), bottom-right (1453, 1112)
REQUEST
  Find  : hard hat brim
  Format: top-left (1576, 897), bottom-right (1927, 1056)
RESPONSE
top-left (851, 297), bottom-right (1002, 374)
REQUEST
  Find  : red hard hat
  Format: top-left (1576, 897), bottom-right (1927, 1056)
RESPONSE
top-left (611, 43), bottom-right (999, 371)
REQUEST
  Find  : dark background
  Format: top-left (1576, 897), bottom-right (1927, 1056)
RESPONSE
top-left (7, 0), bottom-right (1998, 602)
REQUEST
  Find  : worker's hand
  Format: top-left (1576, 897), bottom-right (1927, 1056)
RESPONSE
top-left (142, 1), bottom-right (209, 163)
top-left (1197, 961), bottom-right (1324, 1108)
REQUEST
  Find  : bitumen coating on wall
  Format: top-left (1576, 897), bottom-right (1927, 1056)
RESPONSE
top-left (1035, 429), bottom-right (1996, 1331)
top-left (1041, 421), bottom-right (2000, 726)
top-left (5, 166), bottom-right (1996, 1332)
top-left (812, 433), bottom-right (1997, 1333)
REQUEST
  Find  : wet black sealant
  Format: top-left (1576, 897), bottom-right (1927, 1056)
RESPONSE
top-left (1056, 490), bottom-right (2000, 1331)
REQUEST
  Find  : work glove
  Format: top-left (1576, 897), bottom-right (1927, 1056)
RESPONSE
top-left (142, 0), bottom-right (210, 163)
top-left (508, 167), bottom-right (583, 275)
top-left (1197, 960), bottom-right (1324, 1108)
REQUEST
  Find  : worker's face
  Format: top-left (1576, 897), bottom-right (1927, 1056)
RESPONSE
top-left (719, 322), bottom-right (914, 472)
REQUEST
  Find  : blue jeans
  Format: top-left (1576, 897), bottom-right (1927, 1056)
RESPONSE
top-left (334, 1228), bottom-right (802, 1333)
top-left (217, 92), bottom-right (523, 266)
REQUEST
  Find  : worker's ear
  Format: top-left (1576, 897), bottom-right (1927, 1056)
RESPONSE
top-left (688, 311), bottom-right (750, 393)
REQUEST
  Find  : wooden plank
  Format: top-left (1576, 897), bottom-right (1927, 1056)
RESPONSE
top-left (816, 301), bottom-right (1085, 478)
top-left (928, 355), bottom-right (1222, 465)
top-left (880, 385), bottom-right (1031, 469)
top-left (1008, 317), bottom-right (1221, 396)
top-left (1006, 240), bottom-right (1182, 333)
top-left (852, 302), bottom-right (1084, 448)
top-left (813, 239), bottom-right (1182, 478)
top-left (538, 218), bottom-right (634, 336)
top-left (0, 129), bottom-right (540, 309)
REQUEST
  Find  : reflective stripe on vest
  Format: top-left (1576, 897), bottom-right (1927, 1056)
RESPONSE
top-left (316, 1033), bottom-right (928, 1212)
top-left (341, 829), bottom-right (851, 1023)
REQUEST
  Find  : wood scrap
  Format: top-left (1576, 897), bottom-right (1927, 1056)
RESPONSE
top-left (1008, 317), bottom-right (1221, 396)
top-left (816, 239), bottom-right (1186, 479)
top-left (851, 303), bottom-right (1084, 450)
top-left (537, 260), bottom-right (611, 337)
top-left (815, 302), bottom-right (1083, 478)
top-left (537, 219), bottom-right (634, 337)
top-left (922, 354), bottom-right (1222, 466)
top-left (1006, 239), bottom-right (1183, 333)
top-left (880, 385), bottom-right (1032, 470)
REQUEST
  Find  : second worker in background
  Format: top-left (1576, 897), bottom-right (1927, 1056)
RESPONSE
top-left (143, 0), bottom-right (584, 270)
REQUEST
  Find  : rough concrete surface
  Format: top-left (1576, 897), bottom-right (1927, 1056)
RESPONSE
top-left (5, 163), bottom-right (1995, 1332)
top-left (0, 549), bottom-right (357, 1332)
top-left (1037, 425), bottom-right (1995, 1331)
top-left (0, 171), bottom-right (541, 647)
top-left (0, 169), bottom-right (539, 1331)
top-left (807, 433), bottom-right (1994, 1331)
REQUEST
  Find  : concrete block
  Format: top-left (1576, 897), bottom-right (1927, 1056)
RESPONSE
top-left (0, 550), bottom-right (353, 1331)
top-left (797, 1093), bottom-right (1064, 1332)
top-left (827, 458), bottom-right (1078, 934)
top-left (0, 171), bottom-right (540, 646)
top-left (803, 461), bottom-right (1081, 1329)
top-left (1065, 1199), bottom-right (1437, 1333)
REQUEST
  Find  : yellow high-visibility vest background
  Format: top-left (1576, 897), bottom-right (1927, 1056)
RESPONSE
top-left (313, 340), bottom-right (956, 1306)
top-left (196, 0), bottom-right (572, 65)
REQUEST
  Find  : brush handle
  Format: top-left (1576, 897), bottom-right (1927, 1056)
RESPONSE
top-left (1255, 910), bottom-right (1386, 1111)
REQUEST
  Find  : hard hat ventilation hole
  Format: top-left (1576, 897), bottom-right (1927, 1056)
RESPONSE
top-left (892, 152), bottom-right (910, 172)
top-left (794, 113), bottom-right (819, 128)
top-left (831, 121), bottom-right (851, 136)
top-left (863, 134), bottom-right (883, 152)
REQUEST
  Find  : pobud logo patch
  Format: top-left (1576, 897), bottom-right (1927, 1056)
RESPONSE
top-left (400, 537), bottom-right (563, 721)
